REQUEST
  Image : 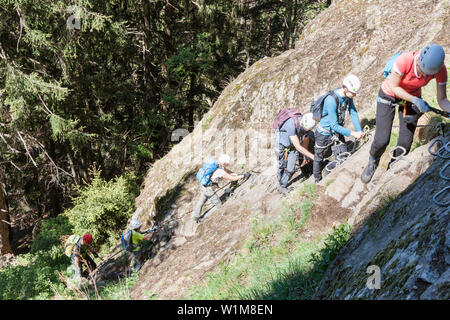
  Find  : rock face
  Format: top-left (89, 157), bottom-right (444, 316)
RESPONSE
top-left (129, 0), bottom-right (450, 299)
top-left (134, 0), bottom-right (449, 227)
top-left (314, 144), bottom-right (450, 299)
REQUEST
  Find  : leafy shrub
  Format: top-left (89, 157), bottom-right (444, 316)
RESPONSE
top-left (31, 215), bottom-right (73, 253)
top-left (0, 247), bottom-right (69, 300)
top-left (63, 168), bottom-right (139, 251)
top-left (0, 216), bottom-right (75, 299)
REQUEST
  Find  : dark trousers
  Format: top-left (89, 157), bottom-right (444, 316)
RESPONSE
top-left (369, 89), bottom-right (422, 160)
top-left (313, 130), bottom-right (347, 181)
top-left (313, 131), bottom-right (333, 181)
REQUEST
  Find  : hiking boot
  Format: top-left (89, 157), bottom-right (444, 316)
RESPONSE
top-left (361, 158), bottom-right (379, 184)
top-left (277, 185), bottom-right (290, 195)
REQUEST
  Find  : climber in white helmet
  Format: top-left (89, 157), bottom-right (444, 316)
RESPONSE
top-left (312, 74), bottom-right (365, 183)
top-left (273, 110), bottom-right (316, 195)
top-left (128, 217), bottom-right (158, 273)
top-left (193, 154), bottom-right (250, 222)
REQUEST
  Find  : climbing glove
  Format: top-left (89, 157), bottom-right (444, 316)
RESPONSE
top-left (412, 97), bottom-right (431, 113)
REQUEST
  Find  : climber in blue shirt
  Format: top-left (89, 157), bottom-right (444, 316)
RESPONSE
top-left (313, 75), bottom-right (365, 183)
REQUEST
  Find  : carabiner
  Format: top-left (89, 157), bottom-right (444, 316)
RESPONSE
top-left (432, 186), bottom-right (450, 207)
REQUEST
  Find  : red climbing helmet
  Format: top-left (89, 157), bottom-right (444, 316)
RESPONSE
top-left (82, 233), bottom-right (93, 245)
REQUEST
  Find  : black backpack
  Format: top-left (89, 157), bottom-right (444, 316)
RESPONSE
top-left (310, 91), bottom-right (340, 122)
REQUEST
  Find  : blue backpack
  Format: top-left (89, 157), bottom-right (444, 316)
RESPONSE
top-left (196, 159), bottom-right (218, 186)
top-left (121, 230), bottom-right (135, 252)
top-left (383, 52), bottom-right (402, 78)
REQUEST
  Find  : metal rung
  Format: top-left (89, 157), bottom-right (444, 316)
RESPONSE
top-left (432, 186), bottom-right (450, 207)
top-left (428, 138), bottom-right (444, 156)
top-left (439, 161), bottom-right (450, 180)
top-left (337, 152), bottom-right (351, 163)
top-left (325, 160), bottom-right (339, 173)
top-left (437, 141), bottom-right (450, 159)
top-left (388, 146), bottom-right (407, 160)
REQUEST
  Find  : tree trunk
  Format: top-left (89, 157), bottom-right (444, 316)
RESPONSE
top-left (282, 0), bottom-right (293, 51)
top-left (0, 186), bottom-right (13, 255)
top-left (160, 2), bottom-right (176, 113)
top-left (265, 14), bottom-right (272, 56)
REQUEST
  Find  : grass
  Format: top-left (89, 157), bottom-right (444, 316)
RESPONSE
top-left (91, 275), bottom-right (139, 300)
top-left (184, 183), bottom-right (352, 300)
top-left (47, 273), bottom-right (139, 300)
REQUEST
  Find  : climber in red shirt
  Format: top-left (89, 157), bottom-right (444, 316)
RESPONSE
top-left (361, 44), bottom-right (449, 184)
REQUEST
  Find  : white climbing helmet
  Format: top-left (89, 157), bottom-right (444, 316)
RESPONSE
top-left (343, 74), bottom-right (361, 94)
top-left (300, 112), bottom-right (316, 131)
top-left (218, 154), bottom-right (231, 165)
top-left (129, 218), bottom-right (143, 230)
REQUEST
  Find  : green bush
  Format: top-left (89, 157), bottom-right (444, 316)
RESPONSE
top-left (63, 168), bottom-right (139, 251)
top-left (0, 169), bottom-right (139, 300)
top-left (0, 215), bottom-right (73, 299)
top-left (0, 247), bottom-right (69, 300)
top-left (0, 213), bottom-right (78, 299)
top-left (31, 215), bottom-right (73, 253)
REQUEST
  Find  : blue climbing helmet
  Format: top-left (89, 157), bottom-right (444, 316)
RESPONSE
top-left (419, 44), bottom-right (445, 76)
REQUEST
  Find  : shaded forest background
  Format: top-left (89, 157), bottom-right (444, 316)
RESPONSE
top-left (0, 0), bottom-right (330, 253)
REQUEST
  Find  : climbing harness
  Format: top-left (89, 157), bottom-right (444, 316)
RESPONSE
top-left (388, 146), bottom-right (410, 174)
top-left (282, 146), bottom-right (291, 161)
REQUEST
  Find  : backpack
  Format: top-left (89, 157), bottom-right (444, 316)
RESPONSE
top-left (121, 230), bottom-right (136, 252)
top-left (272, 108), bottom-right (303, 131)
top-left (310, 91), bottom-right (340, 122)
top-left (64, 235), bottom-right (81, 257)
top-left (196, 159), bottom-right (219, 186)
top-left (383, 52), bottom-right (403, 78)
